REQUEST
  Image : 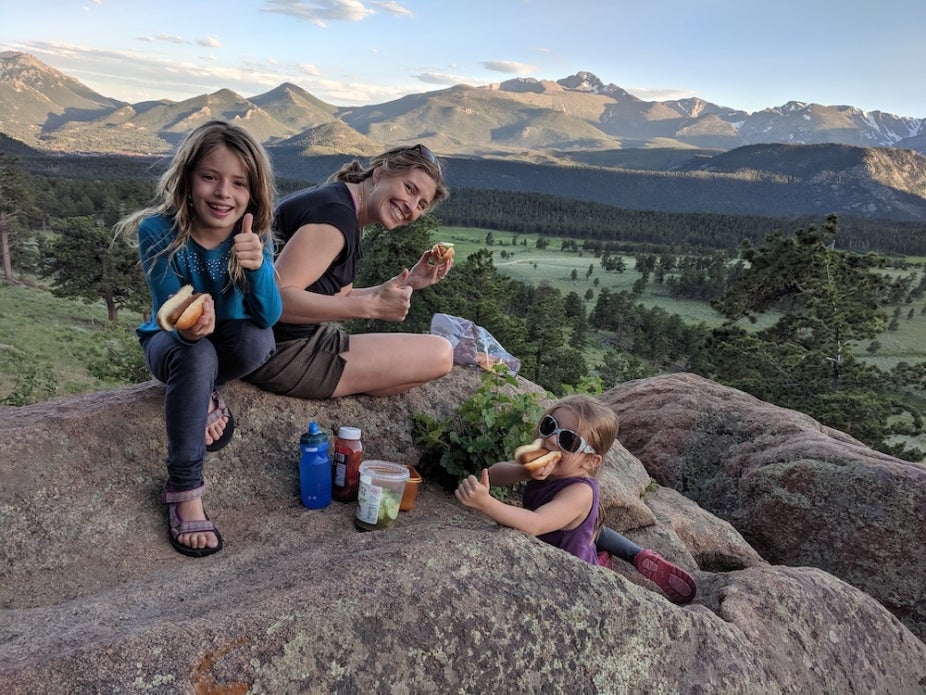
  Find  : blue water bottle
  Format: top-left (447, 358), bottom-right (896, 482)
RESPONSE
top-left (299, 421), bottom-right (332, 509)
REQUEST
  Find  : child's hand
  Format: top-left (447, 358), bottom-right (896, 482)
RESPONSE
top-left (454, 469), bottom-right (491, 510)
top-left (528, 457), bottom-right (558, 480)
top-left (178, 296), bottom-right (216, 340)
top-left (233, 213), bottom-right (264, 270)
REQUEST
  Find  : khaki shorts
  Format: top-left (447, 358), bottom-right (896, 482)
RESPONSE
top-left (245, 325), bottom-right (349, 400)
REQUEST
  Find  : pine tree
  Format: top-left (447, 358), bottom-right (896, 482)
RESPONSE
top-left (703, 215), bottom-right (923, 457)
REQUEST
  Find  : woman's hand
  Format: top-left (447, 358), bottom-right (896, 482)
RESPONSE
top-left (369, 271), bottom-right (414, 321)
top-left (404, 248), bottom-right (452, 290)
top-left (454, 469), bottom-right (491, 510)
top-left (233, 213), bottom-right (264, 270)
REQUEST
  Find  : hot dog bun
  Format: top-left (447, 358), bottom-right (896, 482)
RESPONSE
top-left (156, 285), bottom-right (210, 331)
top-left (431, 242), bottom-right (455, 264)
top-left (514, 438), bottom-right (562, 472)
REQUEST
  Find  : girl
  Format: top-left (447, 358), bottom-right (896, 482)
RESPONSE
top-left (245, 144), bottom-right (454, 399)
top-left (117, 120), bottom-right (282, 557)
top-left (455, 395), bottom-right (697, 603)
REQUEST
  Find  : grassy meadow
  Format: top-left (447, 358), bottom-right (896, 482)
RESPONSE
top-left (0, 282), bottom-right (144, 402)
top-left (440, 226), bottom-right (926, 350)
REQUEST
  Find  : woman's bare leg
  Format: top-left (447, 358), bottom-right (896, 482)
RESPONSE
top-left (332, 333), bottom-right (453, 397)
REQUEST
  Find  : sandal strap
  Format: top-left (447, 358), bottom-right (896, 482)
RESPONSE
top-left (173, 516), bottom-right (218, 535)
top-left (205, 392), bottom-right (231, 426)
top-left (165, 501), bottom-right (218, 536)
top-left (161, 484), bottom-right (206, 504)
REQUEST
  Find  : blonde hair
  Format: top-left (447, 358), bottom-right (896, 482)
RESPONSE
top-left (115, 120), bottom-right (276, 288)
top-left (328, 144), bottom-right (449, 211)
top-left (537, 394), bottom-right (620, 474)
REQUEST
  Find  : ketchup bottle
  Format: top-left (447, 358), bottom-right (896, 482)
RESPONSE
top-left (332, 426), bottom-right (363, 502)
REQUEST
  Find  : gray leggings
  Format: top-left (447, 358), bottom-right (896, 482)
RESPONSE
top-left (596, 526), bottom-right (643, 563)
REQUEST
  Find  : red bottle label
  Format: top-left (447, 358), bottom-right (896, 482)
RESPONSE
top-left (332, 440), bottom-right (362, 501)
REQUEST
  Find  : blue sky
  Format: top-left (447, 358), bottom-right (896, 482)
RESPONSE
top-left (2, 0), bottom-right (924, 117)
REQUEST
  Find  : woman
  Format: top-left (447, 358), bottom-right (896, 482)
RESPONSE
top-left (246, 144), bottom-right (454, 399)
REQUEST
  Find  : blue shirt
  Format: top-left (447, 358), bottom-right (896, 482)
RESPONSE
top-left (136, 214), bottom-right (282, 338)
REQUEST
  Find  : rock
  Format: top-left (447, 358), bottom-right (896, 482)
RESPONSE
top-left (1, 369), bottom-right (925, 693)
top-left (602, 371), bottom-right (926, 642)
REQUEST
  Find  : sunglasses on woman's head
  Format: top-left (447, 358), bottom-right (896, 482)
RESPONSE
top-left (539, 415), bottom-right (596, 454)
top-left (412, 143), bottom-right (441, 172)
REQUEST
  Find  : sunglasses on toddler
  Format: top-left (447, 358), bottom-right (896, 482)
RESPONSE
top-left (539, 415), bottom-right (596, 454)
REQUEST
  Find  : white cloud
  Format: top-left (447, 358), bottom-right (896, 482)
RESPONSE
top-left (199, 36), bottom-right (222, 48)
top-left (481, 60), bottom-right (536, 74)
top-left (372, 1), bottom-right (413, 17)
top-left (138, 34), bottom-right (189, 45)
top-left (414, 72), bottom-right (475, 87)
top-left (261, 0), bottom-right (374, 28)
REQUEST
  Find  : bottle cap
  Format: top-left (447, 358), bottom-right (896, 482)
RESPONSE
top-left (337, 426), bottom-right (361, 440)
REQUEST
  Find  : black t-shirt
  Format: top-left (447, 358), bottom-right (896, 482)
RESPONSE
top-left (272, 182), bottom-right (365, 341)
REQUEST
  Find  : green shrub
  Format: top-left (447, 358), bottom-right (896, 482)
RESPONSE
top-left (87, 325), bottom-right (149, 384)
top-left (0, 350), bottom-right (56, 406)
top-left (412, 367), bottom-right (548, 494)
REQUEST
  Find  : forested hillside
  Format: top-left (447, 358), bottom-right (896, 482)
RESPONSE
top-left (1, 148), bottom-right (924, 461)
top-left (5, 145), bottom-right (926, 256)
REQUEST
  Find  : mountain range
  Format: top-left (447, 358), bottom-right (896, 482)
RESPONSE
top-left (2, 50), bottom-right (926, 223)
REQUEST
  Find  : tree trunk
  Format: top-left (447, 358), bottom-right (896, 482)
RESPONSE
top-left (1, 214), bottom-right (12, 283)
top-left (107, 300), bottom-right (118, 323)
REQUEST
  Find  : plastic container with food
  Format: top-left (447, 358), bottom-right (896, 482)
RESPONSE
top-left (355, 460), bottom-right (409, 531)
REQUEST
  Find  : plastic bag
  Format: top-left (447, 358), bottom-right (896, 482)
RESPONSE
top-left (430, 313), bottom-right (521, 375)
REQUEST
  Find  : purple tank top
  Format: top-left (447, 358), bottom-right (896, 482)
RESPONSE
top-left (522, 476), bottom-right (599, 565)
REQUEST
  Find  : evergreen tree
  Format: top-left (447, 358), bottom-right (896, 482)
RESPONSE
top-left (0, 154), bottom-right (34, 283)
top-left (348, 215), bottom-right (439, 334)
top-left (702, 215), bottom-right (922, 456)
top-left (42, 215), bottom-right (147, 322)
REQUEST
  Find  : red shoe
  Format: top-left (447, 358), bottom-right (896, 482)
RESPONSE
top-left (633, 549), bottom-right (696, 604)
top-left (597, 550), bottom-right (615, 570)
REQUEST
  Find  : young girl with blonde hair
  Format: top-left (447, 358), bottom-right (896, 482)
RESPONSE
top-left (117, 120), bottom-right (282, 557)
top-left (456, 394), bottom-right (697, 603)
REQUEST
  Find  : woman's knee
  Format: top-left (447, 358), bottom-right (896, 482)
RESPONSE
top-left (433, 335), bottom-right (454, 375)
top-left (171, 338), bottom-right (220, 374)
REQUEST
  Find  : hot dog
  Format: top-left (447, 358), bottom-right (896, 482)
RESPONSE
top-left (431, 242), bottom-right (455, 264)
top-left (156, 285), bottom-right (210, 331)
top-left (514, 438), bottom-right (562, 472)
